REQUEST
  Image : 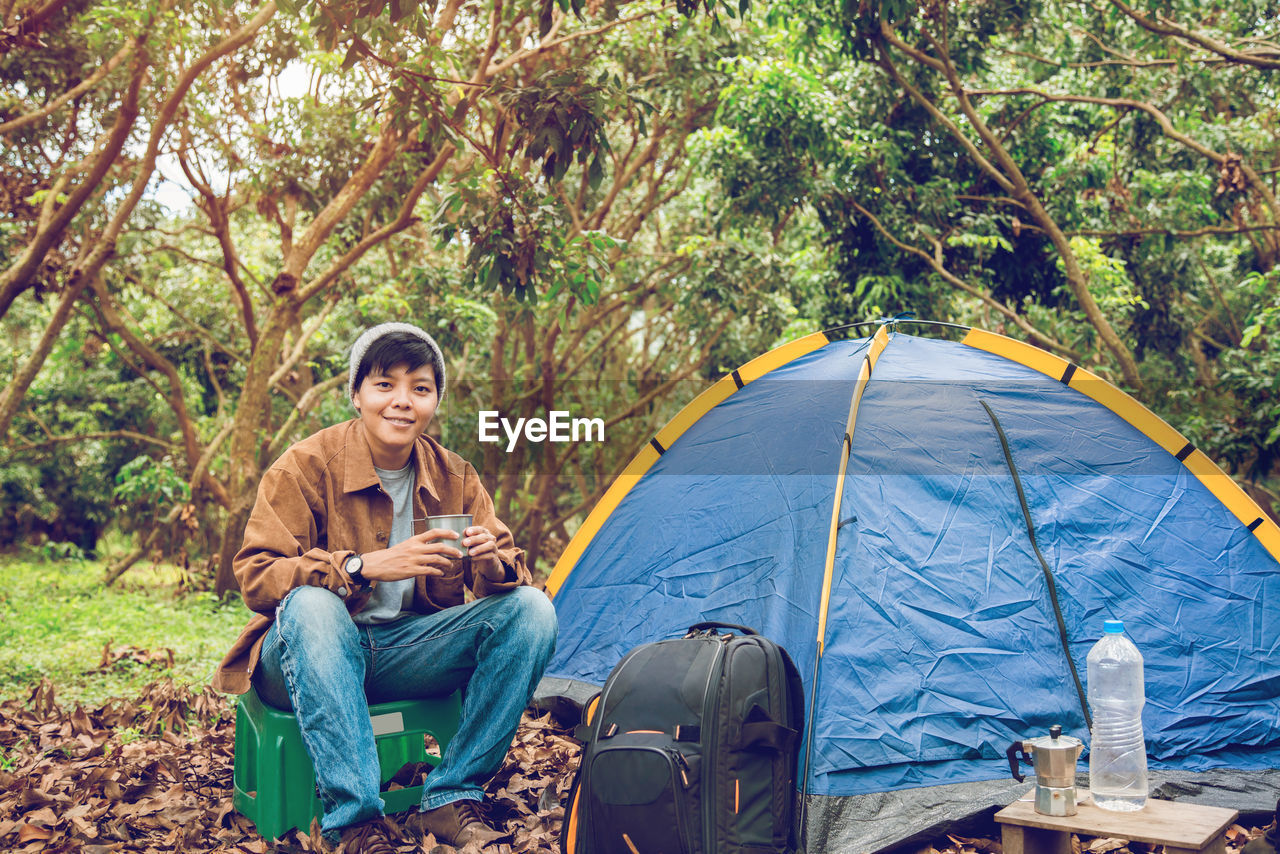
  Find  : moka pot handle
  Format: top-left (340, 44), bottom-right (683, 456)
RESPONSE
top-left (1006, 740), bottom-right (1032, 783)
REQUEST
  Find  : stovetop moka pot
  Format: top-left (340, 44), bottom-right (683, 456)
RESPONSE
top-left (1006, 724), bottom-right (1085, 816)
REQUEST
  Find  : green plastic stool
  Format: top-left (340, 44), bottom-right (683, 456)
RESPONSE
top-left (232, 686), bottom-right (462, 840)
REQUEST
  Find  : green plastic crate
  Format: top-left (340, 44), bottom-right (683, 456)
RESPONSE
top-left (232, 686), bottom-right (462, 840)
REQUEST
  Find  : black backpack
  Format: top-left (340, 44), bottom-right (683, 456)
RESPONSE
top-left (562, 622), bottom-right (804, 854)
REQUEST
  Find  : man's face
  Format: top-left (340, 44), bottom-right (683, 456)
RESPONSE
top-left (352, 362), bottom-right (439, 469)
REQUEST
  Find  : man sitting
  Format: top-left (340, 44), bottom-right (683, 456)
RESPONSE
top-left (214, 322), bottom-right (558, 852)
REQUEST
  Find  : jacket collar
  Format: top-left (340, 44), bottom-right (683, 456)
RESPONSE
top-left (342, 420), bottom-right (442, 504)
top-left (410, 434), bottom-right (443, 506)
top-left (342, 420), bottom-right (382, 493)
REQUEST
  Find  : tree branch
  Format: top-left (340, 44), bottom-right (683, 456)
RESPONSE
top-left (177, 143), bottom-right (259, 348)
top-left (1108, 0), bottom-right (1280, 70)
top-left (1065, 224), bottom-right (1280, 238)
top-left (267, 373), bottom-right (347, 460)
top-left (483, 6), bottom-right (665, 79)
top-left (850, 198), bottom-right (1079, 359)
top-left (0, 33), bottom-right (140, 133)
top-left (296, 142), bottom-right (455, 303)
top-left (121, 269), bottom-right (246, 367)
top-left (965, 85), bottom-right (1280, 227)
top-left (278, 116), bottom-right (404, 296)
top-left (267, 289), bottom-right (342, 391)
top-left (0, 62), bottom-right (145, 317)
top-left (0, 0), bottom-right (71, 49)
top-left (12, 430), bottom-right (176, 452)
top-left (876, 23), bottom-right (1015, 194)
top-left (1, 2), bottom-right (275, 439)
top-left (881, 21), bottom-right (1141, 384)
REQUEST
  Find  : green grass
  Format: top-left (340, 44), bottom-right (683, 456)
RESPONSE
top-left (0, 555), bottom-right (252, 706)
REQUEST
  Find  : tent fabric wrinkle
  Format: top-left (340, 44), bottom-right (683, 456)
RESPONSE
top-left (539, 326), bottom-right (1280, 852)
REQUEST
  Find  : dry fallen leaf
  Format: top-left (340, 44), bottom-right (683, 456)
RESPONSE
top-left (0, 672), bottom-right (1271, 854)
top-left (17, 822), bottom-right (54, 843)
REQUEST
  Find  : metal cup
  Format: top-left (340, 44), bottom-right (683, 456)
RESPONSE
top-left (414, 514), bottom-right (472, 556)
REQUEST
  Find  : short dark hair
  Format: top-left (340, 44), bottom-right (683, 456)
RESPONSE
top-left (352, 331), bottom-right (439, 392)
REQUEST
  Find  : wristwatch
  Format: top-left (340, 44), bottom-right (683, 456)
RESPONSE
top-left (345, 554), bottom-right (369, 589)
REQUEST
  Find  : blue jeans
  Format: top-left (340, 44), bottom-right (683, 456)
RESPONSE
top-left (252, 585), bottom-right (558, 837)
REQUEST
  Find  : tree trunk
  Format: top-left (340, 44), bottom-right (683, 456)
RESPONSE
top-left (213, 494), bottom-right (255, 596)
top-left (217, 302), bottom-right (300, 594)
top-left (212, 115), bottom-right (408, 589)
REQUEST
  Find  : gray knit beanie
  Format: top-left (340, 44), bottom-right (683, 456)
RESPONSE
top-left (347, 322), bottom-right (447, 408)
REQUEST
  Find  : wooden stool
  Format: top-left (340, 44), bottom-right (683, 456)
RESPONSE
top-left (996, 795), bottom-right (1238, 854)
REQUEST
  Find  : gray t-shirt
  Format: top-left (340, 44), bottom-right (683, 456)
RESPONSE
top-left (352, 462), bottom-right (416, 624)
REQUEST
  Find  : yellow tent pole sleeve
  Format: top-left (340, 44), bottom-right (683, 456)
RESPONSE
top-left (546, 331), bottom-right (832, 598)
top-left (736, 331), bottom-right (832, 383)
top-left (816, 326), bottom-right (890, 656)
top-left (545, 446), bottom-right (661, 596)
top-left (815, 384), bottom-right (856, 659)
top-left (963, 327), bottom-right (1280, 564)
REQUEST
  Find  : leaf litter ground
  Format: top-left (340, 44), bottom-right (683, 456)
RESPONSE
top-left (0, 676), bottom-right (576, 853)
top-left (0, 673), bottom-right (1273, 853)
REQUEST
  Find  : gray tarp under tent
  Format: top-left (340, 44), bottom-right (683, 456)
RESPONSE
top-left (802, 770), bottom-right (1280, 852)
top-left (535, 323), bottom-right (1280, 852)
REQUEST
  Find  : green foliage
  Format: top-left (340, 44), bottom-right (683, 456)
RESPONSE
top-left (1191, 270), bottom-right (1280, 484)
top-left (37, 541), bottom-right (90, 563)
top-left (113, 456), bottom-right (192, 516)
top-left (0, 321), bottom-right (154, 554)
top-left (284, 0), bottom-right (437, 50)
top-left (1240, 271), bottom-right (1280, 352)
top-left (433, 179), bottom-right (620, 304)
top-left (698, 53), bottom-right (844, 222)
top-left (497, 70), bottom-right (621, 187)
top-left (1062, 237), bottom-right (1149, 321)
top-left (4, 0), bottom-right (1278, 576)
top-left (0, 557), bottom-right (250, 705)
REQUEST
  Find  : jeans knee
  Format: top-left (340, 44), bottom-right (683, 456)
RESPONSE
top-left (277, 586), bottom-right (355, 644)
top-left (506, 586), bottom-right (558, 652)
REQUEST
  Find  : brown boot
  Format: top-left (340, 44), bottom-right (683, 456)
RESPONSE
top-left (332, 816), bottom-right (399, 854)
top-left (404, 799), bottom-right (511, 848)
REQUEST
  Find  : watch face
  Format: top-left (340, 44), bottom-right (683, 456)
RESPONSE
top-left (348, 556), bottom-right (363, 574)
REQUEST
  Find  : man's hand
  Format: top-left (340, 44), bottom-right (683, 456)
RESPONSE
top-left (356, 530), bottom-right (466, 582)
top-left (461, 525), bottom-right (509, 582)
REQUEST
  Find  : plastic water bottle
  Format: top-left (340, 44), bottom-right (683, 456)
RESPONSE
top-left (1087, 619), bottom-right (1148, 811)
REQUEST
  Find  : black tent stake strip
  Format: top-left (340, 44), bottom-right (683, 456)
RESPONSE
top-left (981, 399), bottom-right (1093, 732)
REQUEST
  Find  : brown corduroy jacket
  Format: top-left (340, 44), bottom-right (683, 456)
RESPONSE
top-left (212, 419), bottom-right (530, 695)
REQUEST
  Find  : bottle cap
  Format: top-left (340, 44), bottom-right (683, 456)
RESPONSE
top-left (1103, 619), bottom-right (1125, 633)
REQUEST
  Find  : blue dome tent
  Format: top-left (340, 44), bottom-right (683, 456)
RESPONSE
top-left (540, 322), bottom-right (1280, 851)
